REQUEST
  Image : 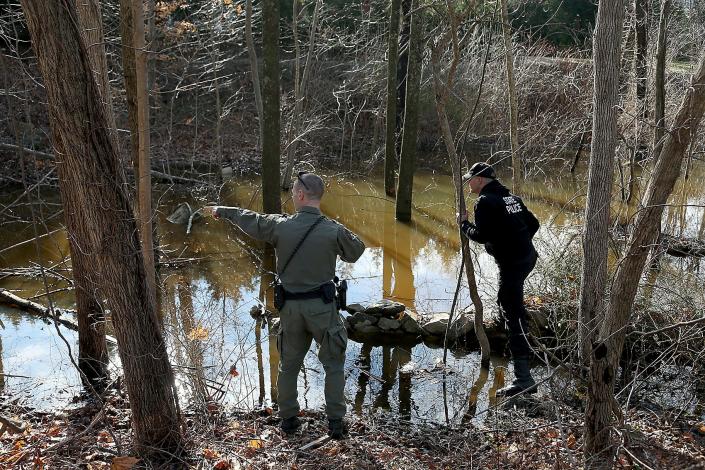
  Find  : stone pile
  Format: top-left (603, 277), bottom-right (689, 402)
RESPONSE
top-left (344, 300), bottom-right (476, 342)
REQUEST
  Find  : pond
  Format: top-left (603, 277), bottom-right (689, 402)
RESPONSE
top-left (1, 165), bottom-right (704, 424)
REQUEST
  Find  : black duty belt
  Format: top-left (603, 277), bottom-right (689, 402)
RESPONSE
top-left (283, 282), bottom-right (335, 302)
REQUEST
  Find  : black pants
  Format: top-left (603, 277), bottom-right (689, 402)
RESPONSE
top-left (497, 251), bottom-right (537, 358)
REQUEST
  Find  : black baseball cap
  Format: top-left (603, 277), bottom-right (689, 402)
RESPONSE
top-left (462, 162), bottom-right (496, 182)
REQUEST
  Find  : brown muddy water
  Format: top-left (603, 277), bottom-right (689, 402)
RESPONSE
top-left (1, 166), bottom-right (704, 424)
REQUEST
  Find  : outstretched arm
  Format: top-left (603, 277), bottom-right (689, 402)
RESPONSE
top-left (205, 206), bottom-right (282, 245)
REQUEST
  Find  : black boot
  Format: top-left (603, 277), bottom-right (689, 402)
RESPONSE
top-left (328, 418), bottom-right (346, 439)
top-left (497, 356), bottom-right (537, 398)
top-left (281, 416), bottom-right (301, 434)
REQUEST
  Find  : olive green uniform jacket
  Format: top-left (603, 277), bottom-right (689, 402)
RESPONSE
top-left (214, 205), bottom-right (365, 420)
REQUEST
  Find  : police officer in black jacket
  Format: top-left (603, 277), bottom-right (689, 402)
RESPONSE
top-left (459, 162), bottom-right (540, 397)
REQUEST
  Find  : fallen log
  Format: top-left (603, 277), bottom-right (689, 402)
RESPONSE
top-left (662, 234), bottom-right (705, 258)
top-left (0, 288), bottom-right (78, 331)
top-left (149, 169), bottom-right (208, 186)
top-left (0, 142), bottom-right (208, 186)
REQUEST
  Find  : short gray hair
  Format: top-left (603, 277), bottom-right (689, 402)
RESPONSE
top-left (294, 172), bottom-right (325, 200)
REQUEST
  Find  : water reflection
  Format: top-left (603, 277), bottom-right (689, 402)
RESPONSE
top-left (382, 209), bottom-right (416, 309)
top-left (259, 247), bottom-right (279, 408)
top-left (2, 167), bottom-right (705, 421)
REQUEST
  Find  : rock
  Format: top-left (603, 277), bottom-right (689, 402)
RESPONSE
top-left (421, 313), bottom-right (450, 336)
top-left (347, 311), bottom-right (379, 328)
top-left (420, 309), bottom-right (474, 339)
top-left (400, 311), bottom-right (424, 335)
top-left (355, 323), bottom-right (382, 335)
top-left (449, 309), bottom-right (475, 338)
top-left (345, 303), bottom-right (366, 314)
top-left (361, 300), bottom-right (405, 317)
top-left (378, 317), bottom-right (401, 330)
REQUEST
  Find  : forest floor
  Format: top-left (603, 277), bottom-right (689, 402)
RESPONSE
top-left (1, 384), bottom-right (704, 469)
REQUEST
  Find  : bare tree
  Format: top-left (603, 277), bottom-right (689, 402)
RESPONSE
top-left (500, 0), bottom-right (521, 193)
top-left (73, 0), bottom-right (113, 390)
top-left (119, 0), bottom-right (138, 165)
top-left (384, 0), bottom-right (402, 197)
top-left (395, 0), bottom-right (412, 156)
top-left (281, 0), bottom-right (322, 190)
top-left (132, 0), bottom-right (157, 302)
top-left (245, 0), bottom-right (263, 150)
top-left (430, 5), bottom-right (490, 364)
top-left (585, 53), bottom-right (705, 469)
top-left (75, 0), bottom-right (116, 137)
top-left (262, 0), bottom-right (281, 214)
top-left (20, 0), bottom-right (182, 456)
top-left (634, 0), bottom-right (648, 125)
top-left (395, 1), bottom-right (422, 222)
top-left (653, 0), bottom-right (670, 160)
top-left (578, 0), bottom-right (624, 366)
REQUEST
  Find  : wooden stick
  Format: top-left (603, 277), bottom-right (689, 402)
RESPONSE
top-left (298, 435), bottom-right (331, 452)
top-left (0, 414), bottom-right (26, 434)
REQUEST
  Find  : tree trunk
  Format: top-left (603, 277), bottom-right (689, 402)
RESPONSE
top-left (20, 0), bottom-right (182, 456)
top-left (395, 3), bottom-right (422, 222)
top-left (75, 0), bottom-right (116, 138)
top-left (653, 0), bottom-right (670, 160)
top-left (261, 0), bottom-right (281, 214)
top-left (585, 53), bottom-right (705, 469)
top-left (430, 24), bottom-right (491, 365)
top-left (634, 0), bottom-right (647, 112)
top-left (245, 0), bottom-right (264, 151)
top-left (132, 0), bottom-right (157, 305)
top-left (578, 0), bottom-right (624, 366)
top-left (395, 0), bottom-right (411, 157)
top-left (500, 0), bottom-right (521, 193)
top-left (119, 0), bottom-right (138, 166)
top-left (634, 0), bottom-right (648, 159)
top-left (384, 0), bottom-right (402, 197)
top-left (48, 0), bottom-right (112, 391)
top-left (281, 0), bottom-right (322, 190)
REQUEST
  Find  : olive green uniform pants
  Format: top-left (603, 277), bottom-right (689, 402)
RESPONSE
top-left (277, 298), bottom-right (348, 420)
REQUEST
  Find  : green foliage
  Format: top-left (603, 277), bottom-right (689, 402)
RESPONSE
top-left (510, 0), bottom-right (597, 48)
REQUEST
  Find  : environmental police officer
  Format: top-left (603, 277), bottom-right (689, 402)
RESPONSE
top-left (204, 172), bottom-right (366, 438)
top-left (458, 162), bottom-right (540, 397)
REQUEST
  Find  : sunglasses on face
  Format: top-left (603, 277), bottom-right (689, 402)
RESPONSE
top-left (296, 171), bottom-right (309, 191)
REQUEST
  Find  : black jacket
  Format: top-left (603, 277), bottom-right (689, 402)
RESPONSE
top-left (460, 180), bottom-right (539, 265)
